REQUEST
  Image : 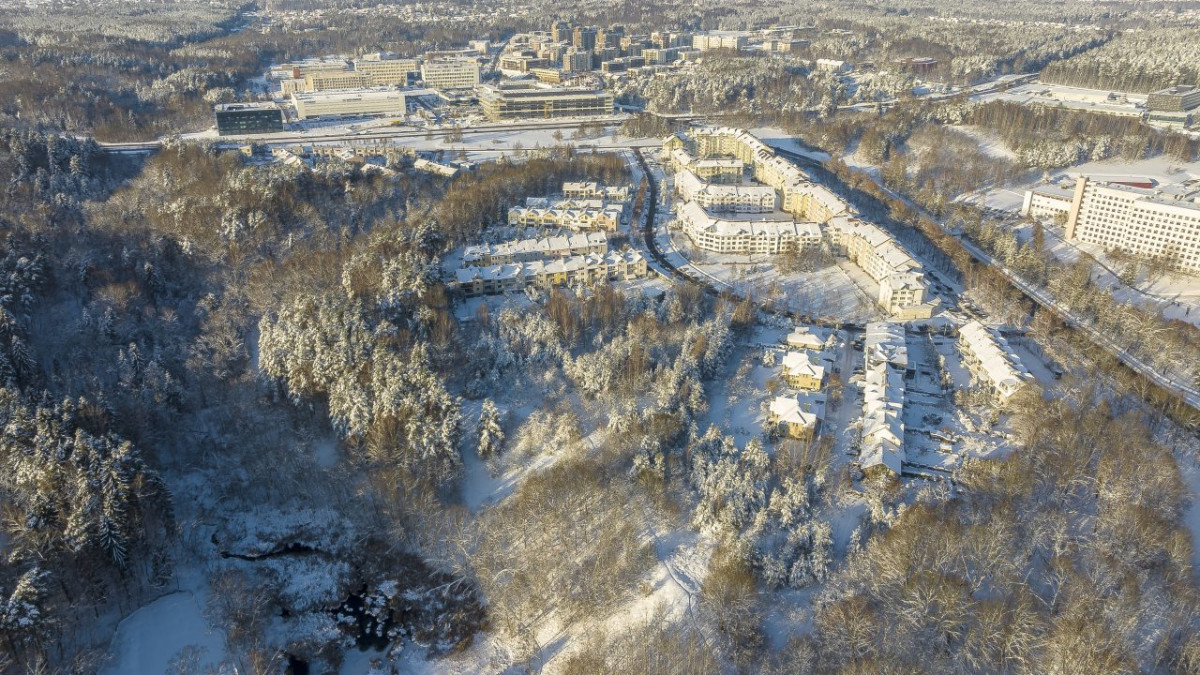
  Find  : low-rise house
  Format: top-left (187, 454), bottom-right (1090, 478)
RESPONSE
top-left (786, 329), bottom-right (826, 352)
top-left (463, 232), bottom-right (607, 266)
top-left (859, 322), bottom-right (907, 477)
top-left (768, 396), bottom-right (819, 440)
top-left (781, 351), bottom-right (825, 391)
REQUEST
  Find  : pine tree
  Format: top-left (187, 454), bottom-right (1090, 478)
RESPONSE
top-left (477, 399), bottom-right (504, 460)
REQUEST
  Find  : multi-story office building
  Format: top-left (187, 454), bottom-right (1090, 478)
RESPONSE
top-left (353, 58), bottom-right (420, 87)
top-left (291, 88), bottom-right (406, 120)
top-left (214, 103), bottom-right (284, 136)
top-left (1063, 176), bottom-right (1200, 271)
top-left (420, 60), bottom-right (480, 90)
top-left (279, 58), bottom-right (350, 78)
top-left (476, 81), bottom-right (614, 120)
top-left (304, 71), bottom-right (373, 91)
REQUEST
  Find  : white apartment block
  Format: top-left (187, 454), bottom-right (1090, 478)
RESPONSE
top-left (420, 60), bottom-right (481, 90)
top-left (692, 33), bottom-right (749, 51)
top-left (677, 200), bottom-right (822, 255)
top-left (827, 216), bottom-right (933, 317)
top-left (957, 321), bottom-right (1031, 403)
top-left (463, 232), bottom-right (608, 266)
top-left (674, 169), bottom-right (778, 213)
top-left (455, 250), bottom-right (647, 296)
top-left (1064, 176), bottom-right (1200, 271)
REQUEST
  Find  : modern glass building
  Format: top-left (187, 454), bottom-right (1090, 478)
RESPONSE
top-left (214, 103), bottom-right (284, 136)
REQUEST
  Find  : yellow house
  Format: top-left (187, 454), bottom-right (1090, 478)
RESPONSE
top-left (768, 396), bottom-right (818, 440)
top-left (781, 351), bottom-right (825, 392)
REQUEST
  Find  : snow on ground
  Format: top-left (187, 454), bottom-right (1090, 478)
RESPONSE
top-left (101, 591), bottom-right (228, 675)
top-left (952, 126), bottom-right (1019, 161)
top-left (962, 156), bottom-right (1200, 326)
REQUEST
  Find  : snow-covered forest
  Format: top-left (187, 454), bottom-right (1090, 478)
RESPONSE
top-left (1, 0), bottom-right (1200, 672)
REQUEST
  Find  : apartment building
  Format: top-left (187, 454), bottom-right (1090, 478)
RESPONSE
top-left (826, 216), bottom-right (933, 317)
top-left (692, 32), bottom-right (749, 51)
top-left (1064, 176), bottom-right (1200, 271)
top-left (860, 322), bottom-right (907, 477)
top-left (455, 250), bottom-right (647, 296)
top-left (508, 198), bottom-right (624, 231)
top-left (476, 81), bottom-right (614, 121)
top-left (674, 170), bottom-right (778, 213)
top-left (677, 200), bottom-right (822, 255)
top-left (957, 321), bottom-right (1030, 403)
top-left (463, 232), bottom-right (608, 266)
top-left (781, 350), bottom-right (825, 391)
top-left (562, 181), bottom-right (631, 202)
top-left (291, 89), bottom-right (406, 120)
top-left (420, 60), bottom-right (481, 90)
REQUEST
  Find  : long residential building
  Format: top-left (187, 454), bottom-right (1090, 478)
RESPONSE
top-left (674, 169), bottom-right (778, 213)
top-left (476, 81), bottom-right (614, 120)
top-left (455, 249), bottom-right (647, 296)
top-left (827, 216), bottom-right (933, 317)
top-left (562, 181), bottom-right (631, 202)
top-left (463, 232), bottom-right (608, 266)
top-left (859, 322), bottom-right (907, 477)
top-left (957, 321), bottom-right (1031, 403)
top-left (291, 88), bottom-right (406, 119)
top-left (508, 197), bottom-right (624, 231)
top-left (677, 200), bottom-right (822, 255)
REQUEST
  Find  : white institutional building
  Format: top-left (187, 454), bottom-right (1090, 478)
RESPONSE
top-left (1022, 176), bottom-right (1200, 272)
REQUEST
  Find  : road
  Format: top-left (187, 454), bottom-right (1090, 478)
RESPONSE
top-left (96, 116), bottom-right (636, 153)
top-left (779, 144), bottom-right (1200, 411)
top-left (631, 148), bottom-right (863, 331)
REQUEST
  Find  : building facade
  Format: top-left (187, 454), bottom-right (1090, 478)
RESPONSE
top-left (420, 60), bottom-right (481, 90)
top-left (1065, 176), bottom-right (1200, 271)
top-left (291, 89), bottom-right (406, 119)
top-left (214, 103), bottom-right (284, 136)
top-left (476, 81), bottom-right (614, 121)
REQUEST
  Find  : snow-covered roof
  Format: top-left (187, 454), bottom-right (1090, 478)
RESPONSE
top-left (782, 350), bottom-right (825, 381)
top-left (786, 329), bottom-right (825, 351)
top-left (958, 321), bottom-right (1030, 400)
top-left (769, 396), bottom-right (818, 427)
